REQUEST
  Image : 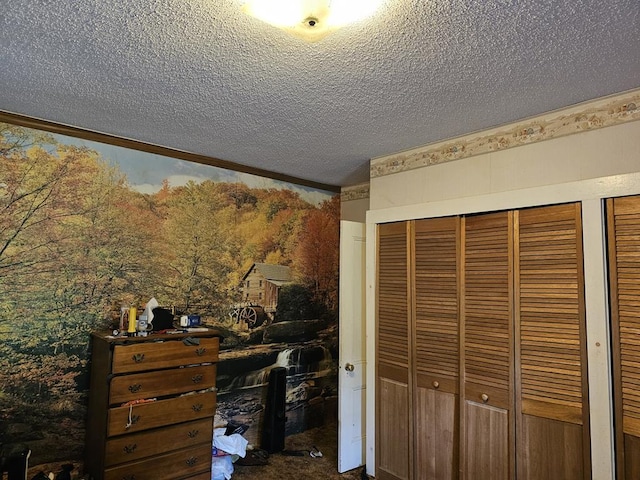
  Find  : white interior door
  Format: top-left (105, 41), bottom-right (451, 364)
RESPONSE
top-left (338, 220), bottom-right (367, 473)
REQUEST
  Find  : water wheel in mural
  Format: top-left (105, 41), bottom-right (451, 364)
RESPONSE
top-left (231, 305), bottom-right (267, 328)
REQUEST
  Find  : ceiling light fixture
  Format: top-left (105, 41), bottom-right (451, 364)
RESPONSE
top-left (241, 0), bottom-right (384, 42)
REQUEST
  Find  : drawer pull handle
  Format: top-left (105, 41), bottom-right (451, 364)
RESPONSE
top-left (192, 374), bottom-right (204, 384)
top-left (124, 405), bottom-right (140, 430)
top-left (192, 403), bottom-right (203, 412)
top-left (123, 443), bottom-right (137, 454)
top-left (432, 381), bottom-right (439, 389)
top-left (186, 456), bottom-right (198, 467)
top-left (195, 347), bottom-right (206, 356)
top-left (481, 393), bottom-right (489, 403)
top-left (128, 384), bottom-right (142, 394)
top-left (132, 353), bottom-right (145, 363)
top-left (188, 429), bottom-right (199, 438)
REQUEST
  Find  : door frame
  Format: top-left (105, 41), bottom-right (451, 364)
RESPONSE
top-left (365, 171), bottom-right (640, 479)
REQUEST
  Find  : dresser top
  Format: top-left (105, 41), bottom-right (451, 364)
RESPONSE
top-left (92, 328), bottom-right (223, 345)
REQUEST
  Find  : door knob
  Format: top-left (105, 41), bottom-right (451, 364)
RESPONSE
top-left (345, 363), bottom-right (355, 372)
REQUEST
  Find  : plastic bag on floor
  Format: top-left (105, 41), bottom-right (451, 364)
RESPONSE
top-left (211, 454), bottom-right (234, 480)
top-left (213, 433), bottom-right (248, 458)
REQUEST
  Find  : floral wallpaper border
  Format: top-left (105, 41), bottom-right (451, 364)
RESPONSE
top-left (371, 90), bottom-right (640, 179)
top-left (341, 183), bottom-right (370, 202)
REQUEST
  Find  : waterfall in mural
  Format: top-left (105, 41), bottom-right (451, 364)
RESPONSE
top-left (228, 345), bottom-right (334, 390)
top-left (216, 342), bottom-right (338, 445)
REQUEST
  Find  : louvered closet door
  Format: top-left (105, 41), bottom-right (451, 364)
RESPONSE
top-left (515, 203), bottom-right (590, 480)
top-left (414, 217), bottom-right (459, 480)
top-left (377, 222), bottom-right (411, 480)
top-left (607, 195), bottom-right (640, 480)
top-left (461, 211), bottom-right (514, 480)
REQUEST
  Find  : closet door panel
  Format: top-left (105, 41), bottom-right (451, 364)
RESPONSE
top-left (414, 217), bottom-right (459, 480)
top-left (607, 195), bottom-right (640, 480)
top-left (519, 415), bottom-right (584, 479)
top-left (464, 402), bottom-right (509, 480)
top-left (461, 212), bottom-right (513, 480)
top-left (515, 203), bottom-right (590, 480)
top-left (623, 434), bottom-right (640, 479)
top-left (377, 222), bottom-right (410, 480)
top-left (378, 376), bottom-right (410, 480)
top-left (415, 387), bottom-right (457, 480)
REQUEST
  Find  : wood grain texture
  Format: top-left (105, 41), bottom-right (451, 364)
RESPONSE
top-left (515, 203), bottom-right (591, 479)
top-left (461, 211), bottom-right (514, 480)
top-left (415, 387), bottom-right (458, 480)
top-left (375, 204), bottom-right (591, 479)
top-left (111, 336), bottom-right (219, 373)
top-left (377, 378), bottom-right (411, 480)
top-left (103, 443), bottom-right (212, 480)
top-left (464, 401), bottom-right (509, 480)
top-left (414, 217), bottom-right (459, 388)
top-left (85, 332), bottom-right (220, 480)
top-left (462, 212), bottom-right (513, 397)
top-left (109, 364), bottom-right (216, 405)
top-left (623, 433), bottom-right (640, 480)
top-left (377, 222), bottom-right (411, 480)
top-left (515, 203), bottom-right (590, 479)
top-left (516, 204), bottom-right (586, 417)
top-left (518, 414), bottom-right (584, 480)
top-left (105, 418), bottom-right (213, 467)
top-left (107, 391), bottom-right (217, 436)
top-left (413, 216), bottom-right (460, 479)
top-left (608, 195), bottom-right (640, 479)
top-left (378, 222), bottom-right (410, 370)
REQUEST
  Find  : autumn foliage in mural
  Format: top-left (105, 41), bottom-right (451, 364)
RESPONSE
top-left (0, 123), bottom-right (339, 463)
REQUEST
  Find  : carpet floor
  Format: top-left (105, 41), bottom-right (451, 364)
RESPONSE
top-left (26, 420), bottom-right (367, 479)
top-left (230, 420), bottom-right (367, 480)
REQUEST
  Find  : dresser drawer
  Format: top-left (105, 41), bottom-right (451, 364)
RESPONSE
top-left (107, 391), bottom-right (216, 436)
top-left (112, 337), bottom-right (219, 374)
top-left (104, 443), bottom-right (211, 480)
top-left (185, 472), bottom-right (212, 480)
top-left (105, 418), bottom-right (213, 467)
top-left (109, 364), bottom-right (216, 405)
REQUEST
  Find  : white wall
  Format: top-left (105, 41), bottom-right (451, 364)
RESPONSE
top-left (365, 113), bottom-right (640, 479)
top-left (340, 196), bottom-right (369, 223)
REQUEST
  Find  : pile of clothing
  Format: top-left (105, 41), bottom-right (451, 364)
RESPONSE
top-left (211, 419), bottom-right (269, 480)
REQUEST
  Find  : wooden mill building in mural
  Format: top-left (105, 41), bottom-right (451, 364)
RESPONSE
top-left (240, 263), bottom-right (292, 314)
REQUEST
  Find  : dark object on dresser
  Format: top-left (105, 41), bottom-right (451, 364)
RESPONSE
top-left (150, 307), bottom-right (175, 330)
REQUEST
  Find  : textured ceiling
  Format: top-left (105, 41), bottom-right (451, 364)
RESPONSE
top-left (1, 0), bottom-right (639, 188)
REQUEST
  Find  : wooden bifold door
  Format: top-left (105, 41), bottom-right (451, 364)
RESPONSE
top-left (376, 202), bottom-right (591, 480)
top-left (607, 195), bottom-right (640, 480)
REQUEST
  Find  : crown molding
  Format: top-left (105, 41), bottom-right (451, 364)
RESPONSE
top-left (0, 110), bottom-right (341, 193)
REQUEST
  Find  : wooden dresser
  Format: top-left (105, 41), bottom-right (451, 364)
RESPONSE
top-left (85, 330), bottom-right (221, 480)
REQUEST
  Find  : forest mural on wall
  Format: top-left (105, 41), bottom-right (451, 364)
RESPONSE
top-left (0, 121), bottom-right (339, 468)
